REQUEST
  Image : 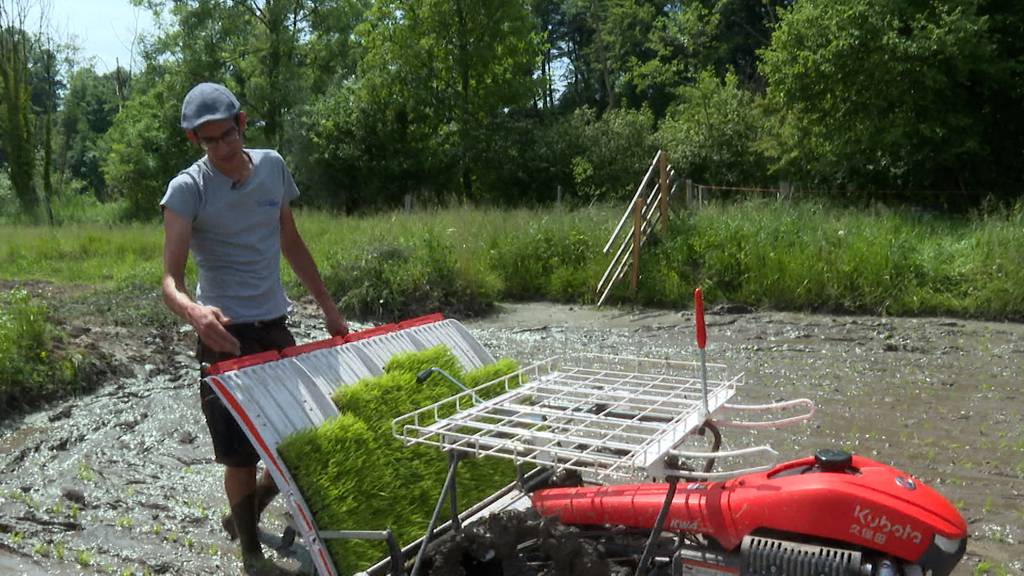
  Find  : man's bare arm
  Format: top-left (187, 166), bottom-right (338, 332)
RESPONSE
top-left (279, 205), bottom-right (348, 336)
top-left (162, 209), bottom-right (240, 354)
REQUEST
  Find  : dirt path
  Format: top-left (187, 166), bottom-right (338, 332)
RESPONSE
top-left (1, 301), bottom-right (1021, 575)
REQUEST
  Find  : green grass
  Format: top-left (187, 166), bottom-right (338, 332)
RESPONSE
top-left (278, 346), bottom-right (520, 574)
top-left (0, 222), bottom-right (165, 285)
top-left (1, 201), bottom-right (1022, 321)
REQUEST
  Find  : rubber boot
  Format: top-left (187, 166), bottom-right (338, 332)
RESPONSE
top-left (223, 477), bottom-right (280, 540)
top-left (231, 493), bottom-right (266, 572)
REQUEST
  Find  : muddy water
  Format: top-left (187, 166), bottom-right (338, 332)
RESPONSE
top-left (0, 302), bottom-right (1021, 575)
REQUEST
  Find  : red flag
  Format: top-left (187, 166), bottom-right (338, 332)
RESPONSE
top-left (694, 288), bottom-right (706, 349)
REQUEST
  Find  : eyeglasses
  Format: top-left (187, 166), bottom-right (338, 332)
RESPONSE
top-left (197, 126), bottom-right (240, 150)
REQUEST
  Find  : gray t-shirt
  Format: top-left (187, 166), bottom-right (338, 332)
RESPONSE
top-left (160, 149), bottom-right (300, 324)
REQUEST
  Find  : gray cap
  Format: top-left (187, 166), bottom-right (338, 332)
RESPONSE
top-left (180, 82), bottom-right (240, 130)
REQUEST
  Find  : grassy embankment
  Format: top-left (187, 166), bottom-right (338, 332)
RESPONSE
top-left (1, 200), bottom-right (1022, 414)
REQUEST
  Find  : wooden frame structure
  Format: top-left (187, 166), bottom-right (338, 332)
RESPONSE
top-left (596, 150), bottom-right (678, 306)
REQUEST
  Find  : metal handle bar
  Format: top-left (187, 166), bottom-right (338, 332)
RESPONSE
top-left (713, 398), bottom-right (815, 429)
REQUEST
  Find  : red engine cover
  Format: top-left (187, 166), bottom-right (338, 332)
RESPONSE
top-left (531, 454), bottom-right (966, 563)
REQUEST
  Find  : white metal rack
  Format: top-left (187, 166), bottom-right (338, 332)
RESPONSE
top-left (393, 353), bottom-right (814, 483)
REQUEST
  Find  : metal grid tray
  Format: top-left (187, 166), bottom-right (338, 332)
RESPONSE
top-left (393, 353), bottom-right (743, 482)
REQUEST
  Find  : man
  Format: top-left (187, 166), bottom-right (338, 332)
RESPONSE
top-left (160, 82), bottom-right (347, 574)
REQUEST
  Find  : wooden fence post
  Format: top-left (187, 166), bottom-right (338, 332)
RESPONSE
top-left (658, 151), bottom-right (669, 233)
top-left (631, 194), bottom-right (644, 297)
top-left (686, 179), bottom-right (693, 208)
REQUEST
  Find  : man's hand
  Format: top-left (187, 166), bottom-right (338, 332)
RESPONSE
top-left (324, 304), bottom-right (349, 337)
top-left (187, 304), bottom-right (241, 355)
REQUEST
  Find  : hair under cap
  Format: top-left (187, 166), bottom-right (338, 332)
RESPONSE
top-left (180, 82), bottom-right (240, 130)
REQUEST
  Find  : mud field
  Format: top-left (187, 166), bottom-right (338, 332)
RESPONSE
top-left (1, 301), bottom-right (1021, 575)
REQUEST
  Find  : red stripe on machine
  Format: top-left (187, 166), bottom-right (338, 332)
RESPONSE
top-left (318, 548), bottom-right (334, 576)
top-left (295, 502), bottom-right (314, 531)
top-left (209, 377), bottom-right (287, 483)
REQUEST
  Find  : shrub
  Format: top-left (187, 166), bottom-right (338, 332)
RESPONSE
top-left (0, 289), bottom-right (78, 415)
top-left (569, 107), bottom-right (655, 202)
top-left (324, 233), bottom-right (494, 322)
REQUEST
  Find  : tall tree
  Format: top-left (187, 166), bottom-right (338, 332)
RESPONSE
top-left (32, 38), bottom-right (61, 224)
top-left (61, 67), bottom-right (120, 199)
top-left (0, 2), bottom-right (36, 215)
top-left (357, 0), bottom-right (542, 198)
top-left (139, 0), bottom-right (366, 150)
top-left (100, 65), bottom-right (194, 219)
top-left (234, 0), bottom-right (303, 149)
top-left (557, 0), bottom-right (659, 112)
top-left (760, 0), bottom-right (996, 193)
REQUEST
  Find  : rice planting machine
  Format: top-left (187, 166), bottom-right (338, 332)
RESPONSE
top-left (206, 294), bottom-right (967, 576)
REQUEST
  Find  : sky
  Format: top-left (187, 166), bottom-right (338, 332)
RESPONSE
top-left (35, 0), bottom-right (159, 73)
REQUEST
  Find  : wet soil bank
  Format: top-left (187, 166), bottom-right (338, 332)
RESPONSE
top-left (1, 301), bottom-right (1022, 575)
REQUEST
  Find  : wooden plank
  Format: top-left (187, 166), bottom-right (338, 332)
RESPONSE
top-left (596, 176), bottom-right (659, 295)
top-left (659, 152), bottom-right (669, 233)
top-left (631, 194), bottom-right (644, 296)
top-left (597, 209), bottom-right (661, 305)
top-left (603, 150), bottom-right (660, 254)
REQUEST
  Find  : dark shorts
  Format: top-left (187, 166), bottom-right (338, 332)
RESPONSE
top-left (197, 316), bottom-right (295, 468)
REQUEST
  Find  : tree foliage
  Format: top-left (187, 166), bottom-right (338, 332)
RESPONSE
top-left (61, 68), bottom-right (121, 199)
top-left (295, 0), bottom-right (542, 210)
top-left (101, 69), bottom-right (193, 219)
top-left (5, 0), bottom-right (1023, 221)
top-left (760, 0), bottom-right (999, 192)
top-left (657, 70), bottom-right (770, 185)
top-left (569, 106), bottom-right (655, 200)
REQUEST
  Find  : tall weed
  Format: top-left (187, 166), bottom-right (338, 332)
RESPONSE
top-left (0, 289), bottom-right (79, 416)
top-left (637, 200), bottom-right (1024, 319)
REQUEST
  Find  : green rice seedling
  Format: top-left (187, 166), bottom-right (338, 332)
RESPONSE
top-left (76, 549), bottom-right (92, 567)
top-left (461, 358), bottom-right (519, 390)
top-left (974, 562), bottom-right (1010, 576)
top-left (382, 346), bottom-right (464, 381)
top-left (281, 347), bottom-right (519, 574)
top-left (77, 462), bottom-right (96, 482)
top-left (333, 346), bottom-right (463, 425)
